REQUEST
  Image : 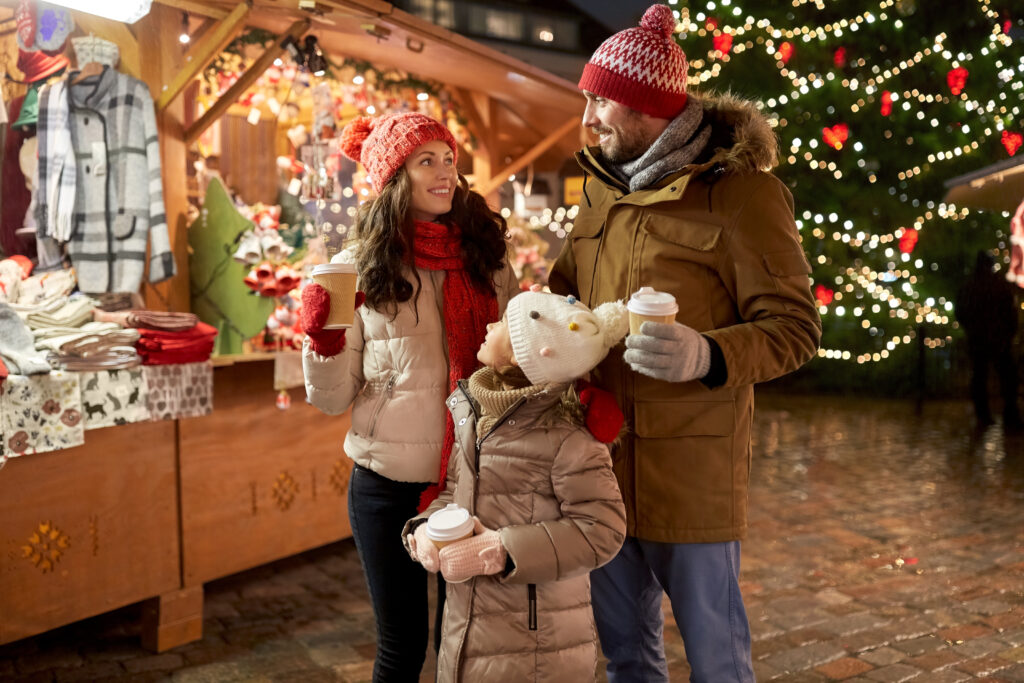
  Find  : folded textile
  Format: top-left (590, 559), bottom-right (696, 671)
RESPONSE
top-left (34, 321), bottom-right (128, 351)
top-left (135, 321), bottom-right (217, 365)
top-left (129, 310), bottom-right (199, 332)
top-left (49, 329), bottom-right (141, 371)
top-left (0, 302), bottom-right (51, 374)
top-left (143, 362), bottom-right (213, 420)
top-left (79, 367), bottom-right (150, 429)
top-left (25, 295), bottom-right (95, 328)
top-left (1, 371), bottom-right (84, 460)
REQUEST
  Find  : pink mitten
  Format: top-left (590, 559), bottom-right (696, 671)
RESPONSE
top-left (301, 285), bottom-right (365, 357)
top-left (438, 518), bottom-right (506, 583)
top-left (409, 523), bottom-right (440, 573)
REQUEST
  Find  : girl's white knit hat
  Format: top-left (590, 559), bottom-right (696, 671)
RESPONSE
top-left (507, 291), bottom-right (629, 385)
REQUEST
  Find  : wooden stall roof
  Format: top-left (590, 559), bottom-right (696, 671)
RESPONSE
top-left (155, 0), bottom-right (588, 170)
top-left (943, 156), bottom-right (1024, 214)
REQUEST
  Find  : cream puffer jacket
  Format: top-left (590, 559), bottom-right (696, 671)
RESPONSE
top-left (303, 260), bottom-right (519, 483)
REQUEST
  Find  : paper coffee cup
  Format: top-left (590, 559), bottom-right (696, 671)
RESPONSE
top-left (425, 503), bottom-right (475, 550)
top-left (627, 287), bottom-right (679, 335)
top-left (311, 262), bottom-right (357, 329)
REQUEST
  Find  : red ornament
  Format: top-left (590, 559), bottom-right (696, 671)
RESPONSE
top-left (1002, 130), bottom-right (1023, 156)
top-left (822, 123), bottom-right (849, 150)
top-left (814, 285), bottom-right (835, 307)
top-left (1003, 20), bottom-right (1012, 34)
top-left (713, 33), bottom-right (733, 54)
top-left (706, 17), bottom-right (719, 30)
top-left (898, 229), bottom-right (918, 254)
top-left (833, 47), bottom-right (846, 67)
top-left (880, 91), bottom-right (893, 117)
top-left (276, 390), bottom-right (291, 411)
top-left (777, 41), bottom-right (794, 64)
top-left (946, 66), bottom-right (968, 96)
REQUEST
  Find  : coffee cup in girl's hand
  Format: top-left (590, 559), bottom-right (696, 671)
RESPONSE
top-left (425, 503), bottom-right (476, 550)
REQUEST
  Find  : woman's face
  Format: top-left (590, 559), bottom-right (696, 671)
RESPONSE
top-left (404, 139), bottom-right (457, 222)
top-left (477, 316), bottom-right (517, 369)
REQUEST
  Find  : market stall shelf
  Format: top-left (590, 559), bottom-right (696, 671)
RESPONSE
top-left (0, 420), bottom-right (179, 647)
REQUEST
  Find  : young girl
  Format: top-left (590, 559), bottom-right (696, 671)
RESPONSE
top-left (404, 289), bottom-right (628, 681)
top-left (301, 112), bottom-right (519, 681)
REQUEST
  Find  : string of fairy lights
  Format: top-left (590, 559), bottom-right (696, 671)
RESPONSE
top-left (659, 0), bottom-right (1022, 363)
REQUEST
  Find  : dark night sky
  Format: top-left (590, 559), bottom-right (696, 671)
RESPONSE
top-left (566, 0), bottom-right (659, 32)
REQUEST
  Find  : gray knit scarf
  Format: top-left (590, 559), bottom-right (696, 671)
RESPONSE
top-left (611, 98), bottom-right (711, 192)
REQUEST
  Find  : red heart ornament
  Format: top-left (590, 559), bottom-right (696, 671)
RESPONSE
top-left (713, 33), bottom-right (733, 54)
top-left (898, 229), bottom-right (918, 254)
top-left (946, 66), bottom-right (968, 96)
top-left (814, 285), bottom-right (834, 307)
top-left (1002, 130), bottom-right (1023, 156)
top-left (822, 124), bottom-right (849, 150)
top-left (880, 91), bottom-right (893, 117)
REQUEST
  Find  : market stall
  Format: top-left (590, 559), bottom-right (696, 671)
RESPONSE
top-left (0, 0), bottom-right (584, 652)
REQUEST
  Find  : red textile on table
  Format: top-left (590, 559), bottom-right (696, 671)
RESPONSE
top-left (136, 321), bottom-right (218, 365)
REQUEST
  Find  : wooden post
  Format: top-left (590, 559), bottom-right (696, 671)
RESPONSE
top-left (156, 1), bottom-right (251, 112)
top-left (477, 116), bottom-right (580, 198)
top-left (141, 587), bottom-right (204, 652)
top-left (184, 19), bottom-right (311, 145)
top-left (135, 3), bottom-right (192, 313)
top-left (452, 89), bottom-right (500, 209)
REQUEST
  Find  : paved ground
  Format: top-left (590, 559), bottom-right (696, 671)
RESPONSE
top-left (2, 394), bottom-right (1023, 682)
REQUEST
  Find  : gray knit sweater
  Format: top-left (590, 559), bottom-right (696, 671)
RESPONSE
top-left (62, 67), bottom-right (175, 293)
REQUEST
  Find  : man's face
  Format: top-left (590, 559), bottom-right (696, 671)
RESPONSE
top-left (582, 91), bottom-right (658, 163)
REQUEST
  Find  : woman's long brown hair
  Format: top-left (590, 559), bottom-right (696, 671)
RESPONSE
top-left (351, 169), bottom-right (509, 317)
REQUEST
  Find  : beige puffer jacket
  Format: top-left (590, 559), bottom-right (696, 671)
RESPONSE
top-left (303, 259), bottom-right (518, 483)
top-left (406, 370), bottom-right (626, 681)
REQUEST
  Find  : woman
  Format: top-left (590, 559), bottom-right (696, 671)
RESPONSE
top-left (301, 112), bottom-right (518, 681)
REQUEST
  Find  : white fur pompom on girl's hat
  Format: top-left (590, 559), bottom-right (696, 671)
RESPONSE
top-left (506, 290), bottom-right (629, 386)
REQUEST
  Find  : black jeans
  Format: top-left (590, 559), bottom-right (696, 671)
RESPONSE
top-left (348, 462), bottom-right (445, 682)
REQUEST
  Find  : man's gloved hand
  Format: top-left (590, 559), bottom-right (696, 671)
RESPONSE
top-left (624, 321), bottom-right (711, 383)
top-left (301, 284), bottom-right (365, 357)
top-left (408, 523), bottom-right (440, 573)
top-left (438, 518), bottom-right (506, 583)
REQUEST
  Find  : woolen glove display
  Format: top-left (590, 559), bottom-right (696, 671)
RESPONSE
top-left (624, 321), bottom-right (711, 383)
top-left (300, 284), bottom-right (364, 357)
top-left (438, 518), bottom-right (506, 583)
top-left (407, 523), bottom-right (440, 573)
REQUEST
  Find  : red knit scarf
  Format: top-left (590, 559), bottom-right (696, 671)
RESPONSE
top-left (412, 220), bottom-right (497, 510)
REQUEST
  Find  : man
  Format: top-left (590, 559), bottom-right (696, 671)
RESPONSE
top-left (548, 4), bottom-right (822, 681)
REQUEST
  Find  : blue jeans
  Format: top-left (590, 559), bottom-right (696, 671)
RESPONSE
top-left (348, 463), bottom-right (444, 682)
top-left (591, 537), bottom-right (754, 683)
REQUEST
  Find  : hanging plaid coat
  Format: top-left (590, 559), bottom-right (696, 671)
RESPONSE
top-left (62, 66), bottom-right (175, 293)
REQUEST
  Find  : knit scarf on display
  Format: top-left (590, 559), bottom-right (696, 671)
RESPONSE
top-left (412, 220), bottom-right (497, 510)
top-left (610, 98), bottom-right (712, 192)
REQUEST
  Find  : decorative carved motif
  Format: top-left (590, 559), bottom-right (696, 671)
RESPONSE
top-left (21, 521), bottom-right (70, 573)
top-left (329, 459), bottom-right (351, 497)
top-left (271, 471), bottom-right (299, 511)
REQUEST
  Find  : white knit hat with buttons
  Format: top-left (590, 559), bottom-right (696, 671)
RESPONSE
top-left (507, 291), bottom-right (629, 385)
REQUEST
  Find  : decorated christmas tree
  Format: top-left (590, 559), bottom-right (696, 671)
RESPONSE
top-left (668, 0), bottom-right (1023, 391)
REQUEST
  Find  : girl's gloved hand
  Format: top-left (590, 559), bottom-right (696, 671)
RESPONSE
top-left (438, 518), bottom-right (506, 583)
top-left (408, 523), bottom-right (440, 573)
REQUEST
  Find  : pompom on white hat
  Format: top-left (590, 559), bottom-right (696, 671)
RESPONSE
top-left (506, 291), bottom-right (629, 386)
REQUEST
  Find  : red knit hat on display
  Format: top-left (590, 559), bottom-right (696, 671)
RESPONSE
top-left (578, 4), bottom-right (689, 119)
top-left (16, 48), bottom-right (69, 83)
top-left (340, 112), bottom-right (458, 193)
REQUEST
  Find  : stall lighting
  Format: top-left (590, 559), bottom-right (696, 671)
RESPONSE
top-left (179, 12), bottom-right (190, 44)
top-left (44, 0), bottom-right (152, 23)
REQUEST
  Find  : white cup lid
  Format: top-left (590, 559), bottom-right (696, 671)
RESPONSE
top-left (312, 262), bottom-right (356, 276)
top-left (425, 503), bottom-right (474, 541)
top-left (627, 287), bottom-right (679, 316)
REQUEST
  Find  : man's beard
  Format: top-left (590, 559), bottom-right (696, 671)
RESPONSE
top-left (595, 120), bottom-right (649, 163)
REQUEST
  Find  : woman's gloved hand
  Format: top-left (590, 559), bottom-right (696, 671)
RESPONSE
top-left (300, 284), bottom-right (364, 357)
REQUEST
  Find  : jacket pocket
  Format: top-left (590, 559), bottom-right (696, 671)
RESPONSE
top-left (527, 583), bottom-right (537, 631)
top-left (568, 213), bottom-right (604, 240)
top-left (113, 215), bottom-right (137, 240)
top-left (366, 373), bottom-right (396, 438)
top-left (642, 216), bottom-right (722, 252)
top-left (634, 399), bottom-right (734, 438)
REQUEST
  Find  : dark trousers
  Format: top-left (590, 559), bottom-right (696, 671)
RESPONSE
top-left (968, 342), bottom-right (1020, 425)
top-left (348, 463), bottom-right (445, 682)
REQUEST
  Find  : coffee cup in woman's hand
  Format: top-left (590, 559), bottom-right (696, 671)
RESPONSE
top-left (301, 284), bottom-right (365, 357)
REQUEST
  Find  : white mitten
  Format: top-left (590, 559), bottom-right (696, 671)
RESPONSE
top-left (624, 321), bottom-right (711, 383)
top-left (438, 518), bottom-right (506, 583)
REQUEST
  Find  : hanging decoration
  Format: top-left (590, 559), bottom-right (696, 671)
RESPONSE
top-left (814, 284), bottom-right (835, 307)
top-left (777, 41), bottom-right (794, 64)
top-left (946, 66), bottom-right (968, 95)
top-left (822, 123), bottom-right (849, 150)
top-left (898, 229), bottom-right (918, 254)
top-left (1001, 130), bottom-right (1023, 156)
top-left (713, 33), bottom-right (734, 55)
top-left (833, 46), bottom-right (846, 67)
top-left (880, 91), bottom-right (893, 116)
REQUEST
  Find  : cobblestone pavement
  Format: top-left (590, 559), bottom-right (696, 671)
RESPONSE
top-left (2, 394), bottom-right (1023, 682)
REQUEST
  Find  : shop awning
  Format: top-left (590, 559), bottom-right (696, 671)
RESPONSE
top-left (943, 155), bottom-right (1024, 213)
top-left (154, 0), bottom-right (587, 174)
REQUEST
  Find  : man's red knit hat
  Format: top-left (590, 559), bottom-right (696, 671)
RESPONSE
top-left (340, 112), bottom-right (458, 193)
top-left (578, 4), bottom-right (689, 120)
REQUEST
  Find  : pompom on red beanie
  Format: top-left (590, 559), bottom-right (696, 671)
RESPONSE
top-left (340, 112), bottom-right (458, 193)
top-left (578, 4), bottom-right (690, 120)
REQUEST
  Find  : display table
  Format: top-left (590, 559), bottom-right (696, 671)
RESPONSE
top-left (0, 358), bottom-right (352, 651)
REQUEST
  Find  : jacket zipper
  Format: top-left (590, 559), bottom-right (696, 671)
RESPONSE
top-left (528, 584), bottom-right (537, 631)
top-left (366, 374), bottom-right (396, 438)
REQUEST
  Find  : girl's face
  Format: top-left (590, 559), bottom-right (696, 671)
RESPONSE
top-left (404, 139), bottom-right (457, 222)
top-left (477, 316), bottom-right (517, 369)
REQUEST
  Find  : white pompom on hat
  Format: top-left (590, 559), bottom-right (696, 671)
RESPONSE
top-left (506, 291), bottom-right (629, 386)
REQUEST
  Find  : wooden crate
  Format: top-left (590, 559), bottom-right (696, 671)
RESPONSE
top-left (0, 421), bottom-right (180, 645)
top-left (178, 361), bottom-right (353, 586)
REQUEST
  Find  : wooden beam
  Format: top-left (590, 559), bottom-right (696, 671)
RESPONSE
top-left (154, 0), bottom-right (229, 20)
top-left (184, 18), bottom-right (310, 145)
top-left (72, 12), bottom-right (142, 80)
top-left (156, 1), bottom-right (251, 112)
top-left (476, 116), bottom-right (580, 197)
top-left (451, 88), bottom-right (491, 157)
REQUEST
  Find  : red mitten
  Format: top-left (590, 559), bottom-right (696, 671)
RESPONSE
top-left (577, 379), bottom-right (624, 444)
top-left (300, 285), bottom-right (365, 357)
